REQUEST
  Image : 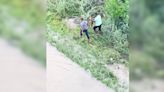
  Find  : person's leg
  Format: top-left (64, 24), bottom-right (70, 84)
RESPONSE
top-left (80, 30), bottom-right (83, 37)
top-left (84, 30), bottom-right (90, 41)
top-left (93, 26), bottom-right (98, 33)
top-left (98, 24), bottom-right (103, 34)
top-left (98, 24), bottom-right (102, 32)
top-left (93, 26), bottom-right (96, 32)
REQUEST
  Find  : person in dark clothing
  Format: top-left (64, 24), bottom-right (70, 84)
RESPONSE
top-left (80, 17), bottom-right (90, 42)
top-left (93, 24), bottom-right (102, 32)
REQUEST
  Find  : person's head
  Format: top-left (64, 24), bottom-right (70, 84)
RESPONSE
top-left (80, 16), bottom-right (84, 21)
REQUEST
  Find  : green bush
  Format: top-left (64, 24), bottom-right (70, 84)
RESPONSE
top-left (105, 0), bottom-right (129, 30)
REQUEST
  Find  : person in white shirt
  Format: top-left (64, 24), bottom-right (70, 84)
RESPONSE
top-left (93, 13), bottom-right (102, 33)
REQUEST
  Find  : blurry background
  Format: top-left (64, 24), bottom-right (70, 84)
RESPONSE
top-left (0, 0), bottom-right (46, 65)
top-left (0, 0), bottom-right (46, 92)
top-left (0, 0), bottom-right (164, 92)
top-left (130, 0), bottom-right (164, 92)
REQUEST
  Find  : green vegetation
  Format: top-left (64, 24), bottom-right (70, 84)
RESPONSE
top-left (47, 0), bottom-right (129, 91)
top-left (130, 0), bottom-right (164, 91)
top-left (130, 0), bottom-right (164, 80)
top-left (0, 0), bottom-right (45, 65)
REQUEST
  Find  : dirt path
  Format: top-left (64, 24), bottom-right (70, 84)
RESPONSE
top-left (65, 18), bottom-right (79, 30)
top-left (108, 64), bottom-right (129, 89)
top-left (0, 38), bottom-right (46, 92)
top-left (47, 43), bottom-right (114, 92)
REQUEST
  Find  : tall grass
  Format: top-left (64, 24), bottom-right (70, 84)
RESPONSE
top-left (47, 26), bottom-right (118, 89)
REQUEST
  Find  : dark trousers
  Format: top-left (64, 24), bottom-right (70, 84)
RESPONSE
top-left (80, 29), bottom-right (90, 40)
top-left (93, 24), bottom-right (102, 32)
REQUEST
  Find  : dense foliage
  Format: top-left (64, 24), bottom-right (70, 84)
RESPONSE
top-left (48, 0), bottom-right (104, 18)
top-left (130, 0), bottom-right (164, 79)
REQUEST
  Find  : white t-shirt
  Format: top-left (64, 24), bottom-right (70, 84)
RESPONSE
top-left (94, 15), bottom-right (102, 26)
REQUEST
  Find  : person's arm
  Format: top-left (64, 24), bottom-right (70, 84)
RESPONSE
top-left (93, 17), bottom-right (96, 22)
